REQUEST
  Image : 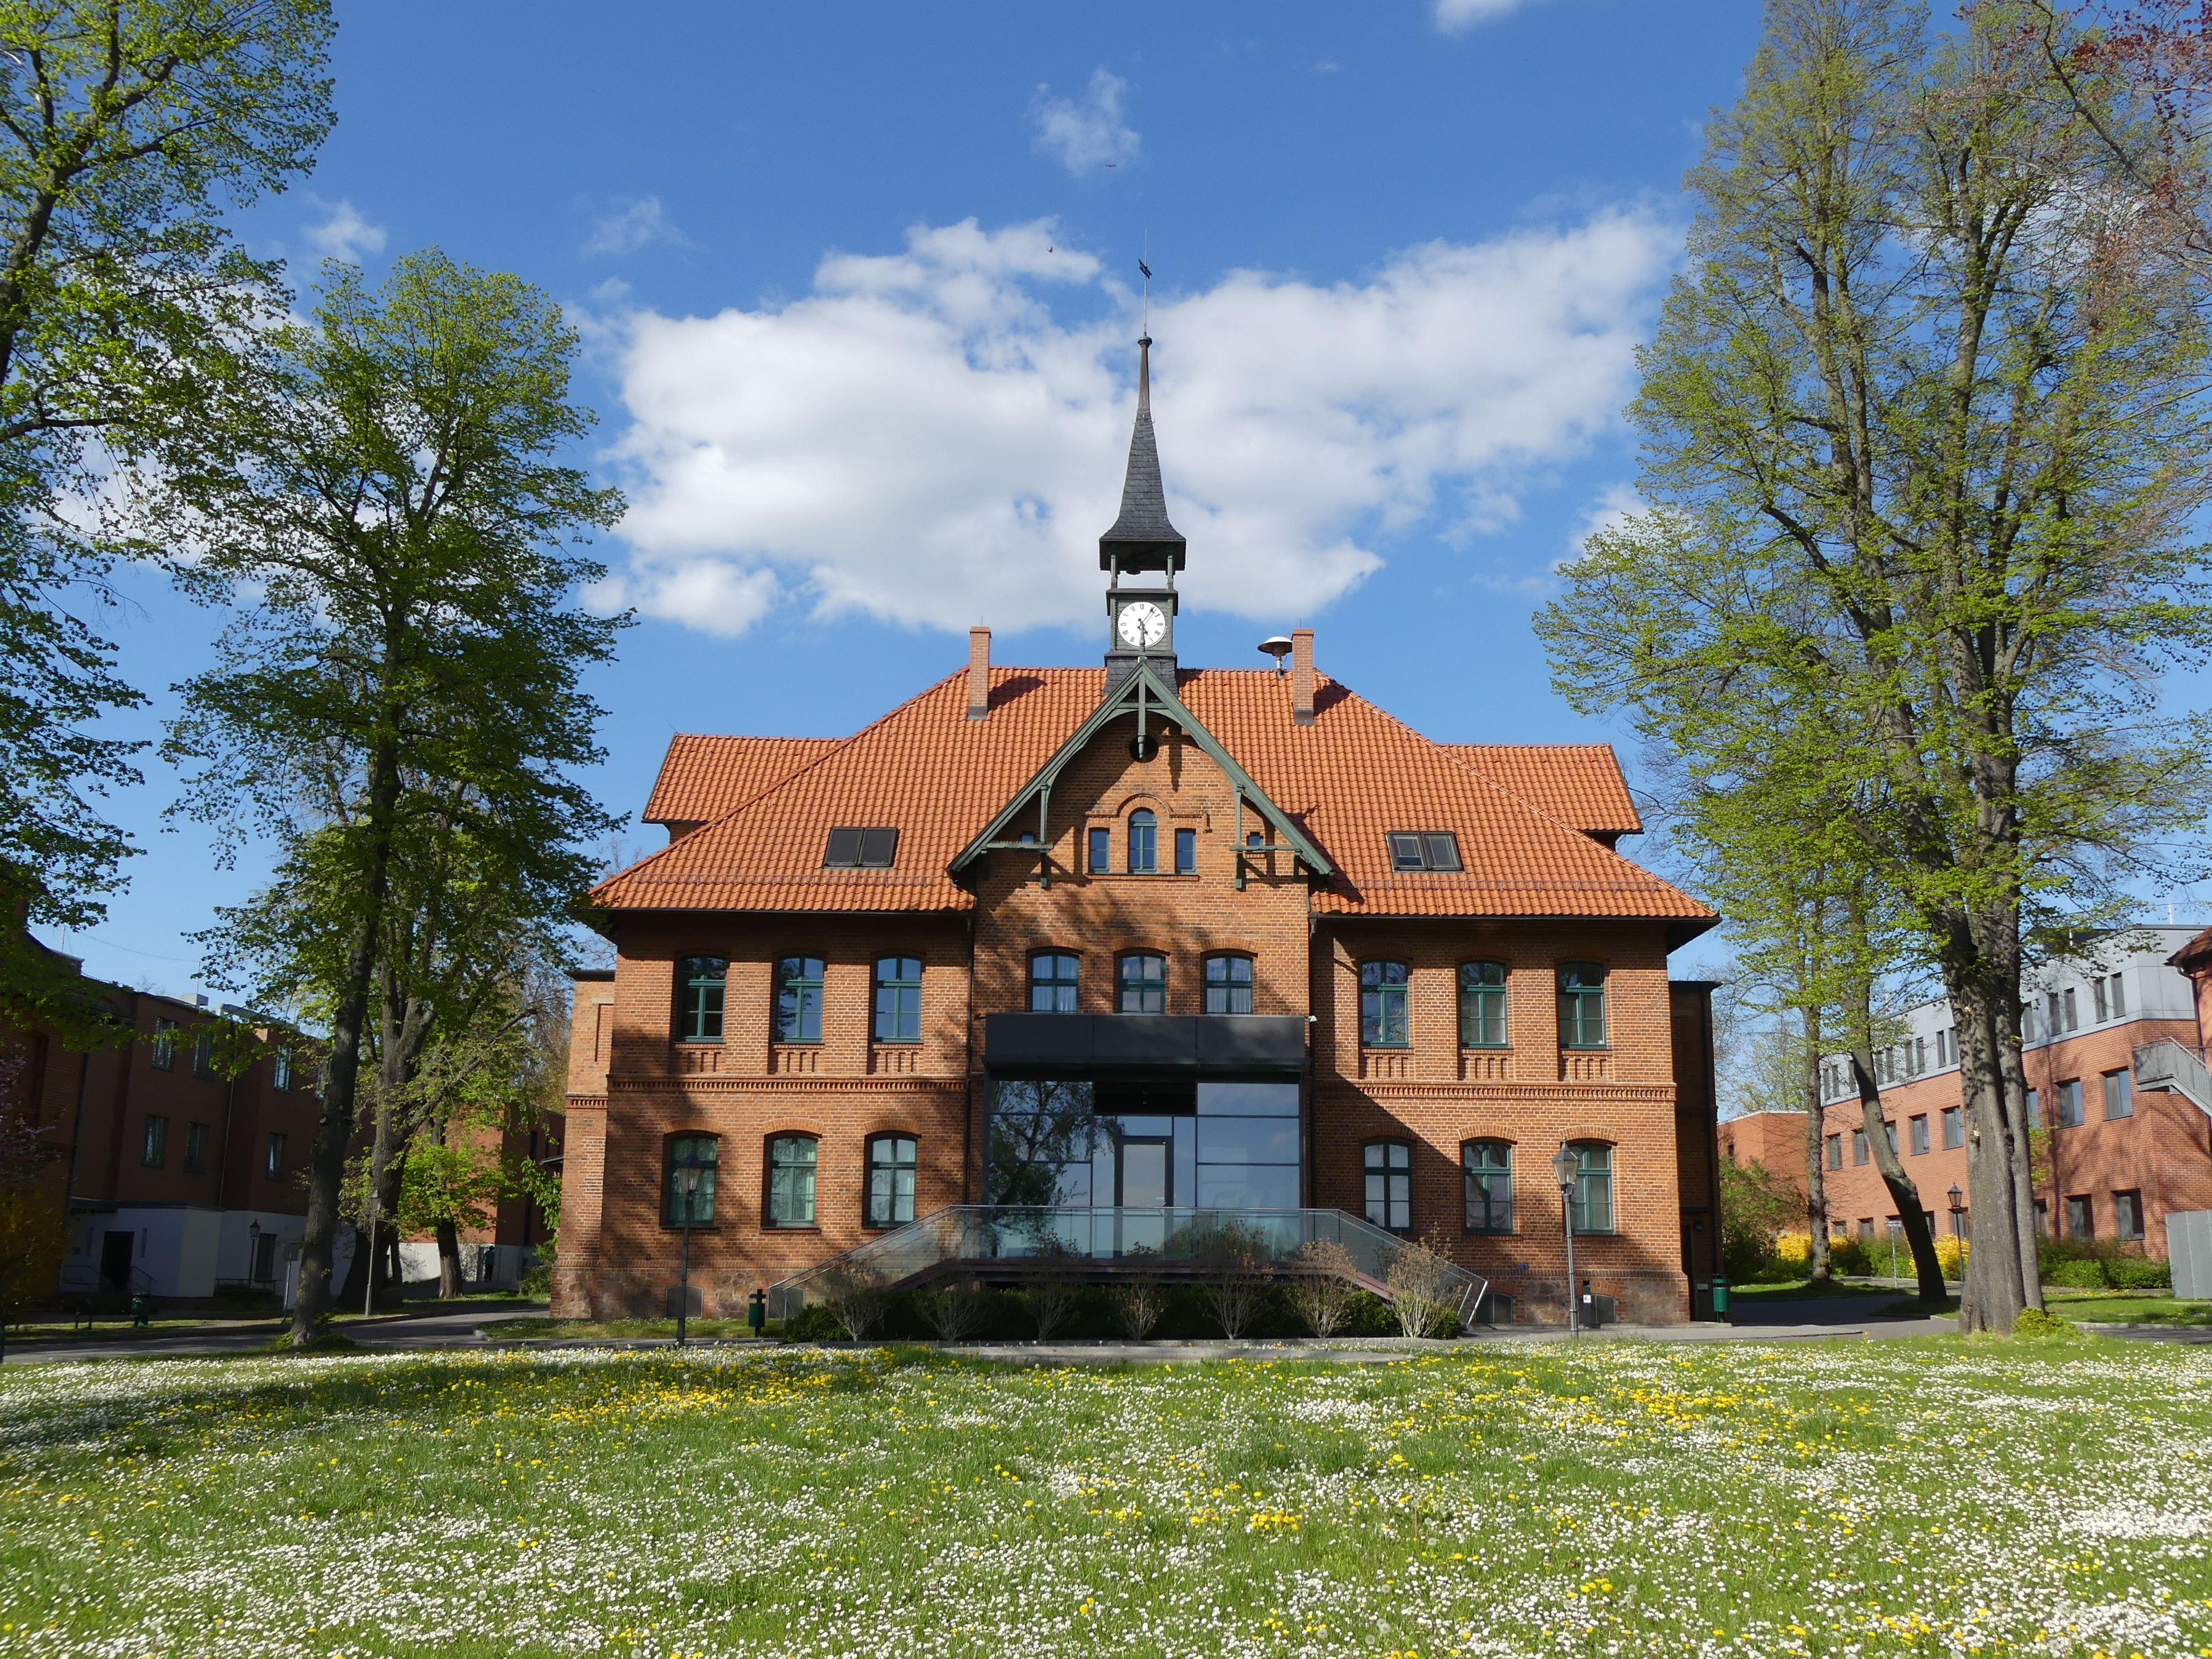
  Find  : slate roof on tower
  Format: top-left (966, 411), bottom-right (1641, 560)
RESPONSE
top-left (1098, 337), bottom-right (1185, 572)
top-left (592, 666), bottom-right (1714, 938)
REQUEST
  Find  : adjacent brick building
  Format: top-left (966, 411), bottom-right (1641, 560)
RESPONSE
top-left (559, 340), bottom-right (1726, 1327)
top-left (1718, 924), bottom-right (2212, 1258)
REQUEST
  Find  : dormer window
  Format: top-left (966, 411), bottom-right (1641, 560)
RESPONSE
top-left (1387, 832), bottom-right (1462, 872)
top-left (823, 826), bottom-right (899, 868)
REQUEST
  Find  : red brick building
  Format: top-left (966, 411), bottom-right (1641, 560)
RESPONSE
top-left (1718, 924), bottom-right (2212, 1259)
top-left (558, 342), bottom-right (1726, 1327)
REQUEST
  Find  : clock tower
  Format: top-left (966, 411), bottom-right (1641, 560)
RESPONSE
top-left (1100, 335), bottom-right (1185, 691)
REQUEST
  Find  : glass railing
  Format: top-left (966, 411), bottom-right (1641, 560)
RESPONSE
top-left (765, 1204), bottom-right (1486, 1330)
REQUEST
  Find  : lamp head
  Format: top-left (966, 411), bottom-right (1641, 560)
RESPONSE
top-left (1551, 1144), bottom-right (1580, 1192)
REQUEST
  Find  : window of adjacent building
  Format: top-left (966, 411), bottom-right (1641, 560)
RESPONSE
top-left (150, 1017), bottom-right (178, 1070)
top-left (822, 826), bottom-right (899, 868)
top-left (2026, 1086), bottom-right (2038, 1122)
top-left (1567, 1141), bottom-right (1614, 1234)
top-left (1458, 962), bottom-right (1508, 1048)
top-left (665, 1134), bottom-right (718, 1226)
top-left (2063, 987), bottom-right (2079, 1030)
top-left (774, 956), bottom-right (825, 1044)
top-left (866, 1134), bottom-right (917, 1228)
top-left (1557, 963), bottom-right (1607, 1049)
top-left (873, 956), bottom-right (922, 1044)
top-left (1463, 1140), bottom-right (1512, 1233)
top-left (2034, 1198), bottom-right (2049, 1235)
top-left (1030, 952), bottom-right (1079, 1013)
top-left (140, 1115), bottom-right (168, 1168)
top-left (766, 1135), bottom-right (818, 1227)
top-left (1852, 1128), bottom-right (1869, 1165)
top-left (1364, 1140), bottom-right (1412, 1232)
top-left (1387, 831), bottom-right (1463, 872)
top-left (1360, 960), bottom-right (1410, 1048)
top-left (1087, 826), bottom-right (1111, 873)
top-left (1935, 1029), bottom-right (1949, 1068)
top-left (273, 1050), bottom-right (294, 1091)
top-left (191, 1032), bottom-right (215, 1079)
top-left (2103, 1068), bottom-right (2133, 1120)
top-left (2093, 977), bottom-right (2109, 1022)
top-left (183, 1122), bottom-right (208, 1174)
top-left (1826, 1133), bottom-right (1843, 1170)
top-left (1942, 1106), bottom-right (1964, 1150)
top-left (2115, 1188), bottom-right (2145, 1242)
top-left (1204, 954), bottom-right (1254, 1014)
top-left (677, 956), bottom-right (727, 1043)
top-left (1174, 827), bottom-right (1197, 874)
top-left (1883, 1119), bottom-right (1898, 1156)
top-left (265, 1132), bottom-right (285, 1178)
top-left (1127, 809), bottom-right (1158, 874)
top-left (2064, 1193), bottom-right (2093, 1239)
top-left (1118, 952), bottom-right (1167, 1014)
top-left (1859, 1218), bottom-right (1876, 1244)
top-left (2056, 1078), bottom-right (2085, 1128)
top-left (1910, 1115), bottom-right (1929, 1156)
top-left (2109, 973), bottom-right (2126, 1018)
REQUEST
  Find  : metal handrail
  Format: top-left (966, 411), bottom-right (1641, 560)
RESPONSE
top-left (2135, 1038), bottom-right (2212, 1120)
top-left (764, 1205), bottom-right (1486, 1330)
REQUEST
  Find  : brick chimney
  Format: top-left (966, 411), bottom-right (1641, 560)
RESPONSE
top-left (967, 627), bottom-right (992, 721)
top-left (1291, 628), bottom-right (1316, 725)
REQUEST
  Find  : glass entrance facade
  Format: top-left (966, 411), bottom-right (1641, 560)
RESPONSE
top-left (985, 1078), bottom-right (1301, 1211)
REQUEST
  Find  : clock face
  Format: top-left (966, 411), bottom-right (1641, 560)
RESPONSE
top-left (1117, 600), bottom-right (1168, 648)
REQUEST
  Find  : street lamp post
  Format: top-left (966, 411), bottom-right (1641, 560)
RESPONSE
top-left (1551, 1144), bottom-right (1580, 1337)
top-left (1947, 1185), bottom-right (1966, 1286)
top-left (672, 1166), bottom-right (703, 1348)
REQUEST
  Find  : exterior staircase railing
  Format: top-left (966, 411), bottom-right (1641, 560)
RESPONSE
top-left (2134, 1039), bottom-right (2212, 1120)
top-left (765, 1206), bottom-right (1488, 1332)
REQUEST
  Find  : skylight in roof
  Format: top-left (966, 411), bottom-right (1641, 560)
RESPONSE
top-left (1388, 832), bottom-right (1462, 872)
top-left (824, 826), bottom-right (899, 868)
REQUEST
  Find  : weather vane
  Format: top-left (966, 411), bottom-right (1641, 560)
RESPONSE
top-left (1139, 234), bottom-right (1151, 337)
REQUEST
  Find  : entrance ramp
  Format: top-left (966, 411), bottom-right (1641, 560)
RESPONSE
top-left (766, 1206), bottom-right (1486, 1331)
top-left (2135, 1039), bottom-right (2212, 1120)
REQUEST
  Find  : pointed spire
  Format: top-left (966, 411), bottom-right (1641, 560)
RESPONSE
top-left (1099, 335), bottom-right (1186, 573)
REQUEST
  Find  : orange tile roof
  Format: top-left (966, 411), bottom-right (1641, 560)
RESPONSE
top-left (593, 667), bottom-right (1713, 928)
top-left (1442, 744), bottom-right (1642, 838)
top-left (643, 735), bottom-right (842, 827)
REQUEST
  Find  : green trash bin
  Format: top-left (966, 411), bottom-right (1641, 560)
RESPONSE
top-left (1710, 1277), bottom-right (1729, 1319)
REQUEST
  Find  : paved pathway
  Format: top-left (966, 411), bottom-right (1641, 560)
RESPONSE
top-left (3, 1306), bottom-right (549, 1365)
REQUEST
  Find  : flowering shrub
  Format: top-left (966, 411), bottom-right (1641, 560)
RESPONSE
top-left (1771, 1230), bottom-right (1813, 1265)
top-left (3, 1338), bottom-right (2209, 1656)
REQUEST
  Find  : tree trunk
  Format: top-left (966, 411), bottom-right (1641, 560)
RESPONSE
top-left (1952, 980), bottom-right (2033, 1332)
top-left (1802, 1008), bottom-right (1832, 1282)
top-left (1847, 1051), bottom-right (1948, 1304)
top-left (436, 1217), bottom-right (464, 1300)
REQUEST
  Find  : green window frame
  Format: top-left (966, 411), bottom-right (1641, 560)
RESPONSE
top-left (677, 956), bottom-right (727, 1043)
top-left (1557, 962), bottom-right (1607, 1049)
top-left (1203, 954), bottom-right (1253, 1014)
top-left (1364, 1139), bottom-right (1412, 1232)
top-left (774, 956), bottom-right (825, 1044)
top-left (1174, 827), bottom-right (1196, 874)
top-left (1463, 1140), bottom-right (1512, 1233)
top-left (1567, 1141), bottom-right (1614, 1234)
top-left (664, 1133), bottom-right (719, 1226)
top-left (1458, 961), bottom-right (1507, 1047)
top-left (867, 1134), bottom-right (917, 1228)
top-left (1087, 827), bottom-right (1110, 873)
top-left (1360, 960), bottom-right (1410, 1048)
top-left (1128, 810), bottom-right (1157, 874)
top-left (1119, 952), bottom-right (1167, 1013)
top-left (873, 956), bottom-right (922, 1044)
top-left (766, 1135), bottom-right (818, 1227)
top-left (1030, 952), bottom-right (1080, 1012)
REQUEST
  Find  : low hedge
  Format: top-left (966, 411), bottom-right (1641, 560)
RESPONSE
top-left (780, 1281), bottom-right (1408, 1343)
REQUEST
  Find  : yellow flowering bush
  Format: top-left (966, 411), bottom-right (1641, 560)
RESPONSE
top-left (1771, 1231), bottom-right (1813, 1266)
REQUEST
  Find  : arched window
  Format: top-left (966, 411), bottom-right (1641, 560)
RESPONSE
top-left (766, 1135), bottom-right (818, 1227)
top-left (1567, 1141), bottom-right (1613, 1234)
top-left (1127, 808), bottom-right (1157, 874)
top-left (1557, 962), bottom-right (1607, 1049)
top-left (1204, 954), bottom-right (1254, 1014)
top-left (677, 956), bottom-right (727, 1043)
top-left (873, 956), bottom-right (922, 1044)
top-left (1458, 961), bottom-right (1507, 1048)
top-left (1364, 1139), bottom-right (1412, 1232)
top-left (774, 956), bottom-right (825, 1044)
top-left (867, 1134), bottom-right (918, 1227)
top-left (1030, 952), bottom-right (1080, 1012)
top-left (1463, 1140), bottom-right (1512, 1233)
top-left (664, 1134), bottom-right (718, 1225)
top-left (1360, 960), bottom-right (1410, 1048)
top-left (1119, 952), bottom-right (1167, 1013)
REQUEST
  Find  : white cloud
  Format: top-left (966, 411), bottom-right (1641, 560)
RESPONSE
top-left (593, 212), bottom-right (1676, 639)
top-left (302, 197), bottom-right (387, 262)
top-left (1570, 481), bottom-right (1645, 558)
top-left (1434, 0), bottom-right (1545, 33)
top-left (583, 196), bottom-right (689, 258)
top-left (1030, 69), bottom-right (1140, 174)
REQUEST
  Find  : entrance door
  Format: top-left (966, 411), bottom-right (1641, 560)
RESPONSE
top-left (100, 1230), bottom-right (135, 1292)
top-left (1120, 1140), bottom-right (1169, 1207)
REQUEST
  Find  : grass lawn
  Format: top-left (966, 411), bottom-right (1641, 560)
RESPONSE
top-left (2049, 1295), bottom-right (2212, 1327)
top-left (2, 1339), bottom-right (2210, 1657)
top-left (1725, 1277), bottom-right (1892, 1301)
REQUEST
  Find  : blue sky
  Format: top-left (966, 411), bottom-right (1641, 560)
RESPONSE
top-left (62, 0), bottom-right (1783, 996)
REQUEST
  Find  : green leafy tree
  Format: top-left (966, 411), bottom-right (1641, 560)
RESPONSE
top-left (1536, 0), bottom-right (2212, 1332)
top-left (0, 1), bottom-right (331, 1021)
top-left (1718, 1156), bottom-right (1804, 1280)
top-left (148, 251), bottom-right (624, 1345)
